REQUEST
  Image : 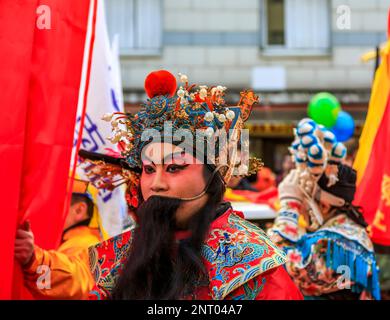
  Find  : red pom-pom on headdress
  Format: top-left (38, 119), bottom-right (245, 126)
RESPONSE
top-left (144, 70), bottom-right (177, 98)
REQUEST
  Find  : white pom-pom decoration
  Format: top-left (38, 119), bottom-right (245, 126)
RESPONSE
top-left (178, 73), bottom-right (188, 83)
top-left (102, 113), bottom-right (113, 122)
top-left (204, 112), bottom-right (214, 122)
top-left (226, 110), bottom-right (235, 120)
top-left (199, 88), bottom-right (207, 99)
top-left (177, 87), bottom-right (185, 98)
top-left (300, 134), bottom-right (318, 149)
top-left (331, 142), bottom-right (347, 162)
top-left (297, 122), bottom-right (316, 136)
top-left (218, 114), bottom-right (226, 122)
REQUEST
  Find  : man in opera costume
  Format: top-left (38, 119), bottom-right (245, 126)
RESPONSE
top-left (268, 118), bottom-right (381, 300)
top-left (85, 70), bottom-right (302, 300)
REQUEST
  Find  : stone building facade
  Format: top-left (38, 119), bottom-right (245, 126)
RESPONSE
top-left (105, 0), bottom-right (388, 170)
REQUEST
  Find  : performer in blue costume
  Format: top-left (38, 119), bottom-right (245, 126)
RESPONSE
top-left (268, 118), bottom-right (381, 300)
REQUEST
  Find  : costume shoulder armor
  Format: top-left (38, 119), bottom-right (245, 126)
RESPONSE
top-left (88, 230), bottom-right (132, 298)
top-left (203, 210), bottom-right (287, 300)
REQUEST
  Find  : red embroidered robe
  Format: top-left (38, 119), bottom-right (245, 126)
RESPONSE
top-left (88, 208), bottom-right (303, 300)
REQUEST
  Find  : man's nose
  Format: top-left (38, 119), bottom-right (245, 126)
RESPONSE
top-left (150, 169), bottom-right (169, 193)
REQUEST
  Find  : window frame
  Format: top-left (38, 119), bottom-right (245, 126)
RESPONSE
top-left (260, 0), bottom-right (332, 57)
top-left (106, 0), bottom-right (163, 57)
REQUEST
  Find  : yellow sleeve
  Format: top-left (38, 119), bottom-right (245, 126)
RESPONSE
top-left (22, 235), bottom-right (98, 300)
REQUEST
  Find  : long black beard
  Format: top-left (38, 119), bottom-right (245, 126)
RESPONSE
top-left (111, 195), bottom-right (217, 300)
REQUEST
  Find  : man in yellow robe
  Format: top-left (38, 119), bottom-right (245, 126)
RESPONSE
top-left (14, 180), bottom-right (103, 299)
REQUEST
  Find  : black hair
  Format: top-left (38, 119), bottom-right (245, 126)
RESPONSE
top-left (318, 164), bottom-right (368, 228)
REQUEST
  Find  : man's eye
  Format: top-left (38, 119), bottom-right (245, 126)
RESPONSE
top-left (166, 164), bottom-right (187, 173)
top-left (143, 166), bottom-right (155, 174)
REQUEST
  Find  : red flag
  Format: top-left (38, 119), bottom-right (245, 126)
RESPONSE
top-left (0, 0), bottom-right (38, 300)
top-left (354, 10), bottom-right (390, 246)
top-left (0, 0), bottom-right (93, 298)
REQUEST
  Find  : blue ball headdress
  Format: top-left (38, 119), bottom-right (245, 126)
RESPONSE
top-left (288, 118), bottom-right (347, 230)
top-left (288, 119), bottom-right (380, 300)
top-left (290, 118), bottom-right (346, 185)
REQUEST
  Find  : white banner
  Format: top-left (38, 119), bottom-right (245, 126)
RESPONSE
top-left (73, 0), bottom-right (127, 237)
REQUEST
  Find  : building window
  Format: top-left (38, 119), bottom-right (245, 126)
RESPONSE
top-left (105, 0), bottom-right (162, 56)
top-left (262, 0), bottom-right (331, 55)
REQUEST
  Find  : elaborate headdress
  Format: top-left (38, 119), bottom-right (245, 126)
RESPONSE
top-left (288, 118), bottom-right (349, 230)
top-left (102, 70), bottom-right (262, 183)
top-left (80, 70), bottom-right (262, 208)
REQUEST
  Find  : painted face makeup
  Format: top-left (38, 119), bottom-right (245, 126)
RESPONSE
top-left (141, 142), bottom-right (206, 199)
top-left (140, 142), bottom-right (210, 228)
